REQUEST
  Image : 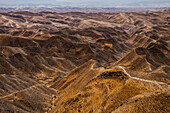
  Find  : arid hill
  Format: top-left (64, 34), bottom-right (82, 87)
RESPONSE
top-left (0, 10), bottom-right (169, 113)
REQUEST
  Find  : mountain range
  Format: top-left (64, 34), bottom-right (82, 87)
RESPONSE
top-left (0, 9), bottom-right (169, 112)
top-left (0, 0), bottom-right (170, 7)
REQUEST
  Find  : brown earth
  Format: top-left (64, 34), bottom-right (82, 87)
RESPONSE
top-left (0, 10), bottom-right (169, 113)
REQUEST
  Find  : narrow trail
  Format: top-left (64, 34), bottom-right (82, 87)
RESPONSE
top-left (0, 84), bottom-right (40, 99)
top-left (117, 66), bottom-right (169, 87)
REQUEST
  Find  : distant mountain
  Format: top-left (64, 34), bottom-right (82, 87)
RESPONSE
top-left (0, 7), bottom-right (169, 13)
top-left (0, 0), bottom-right (169, 7)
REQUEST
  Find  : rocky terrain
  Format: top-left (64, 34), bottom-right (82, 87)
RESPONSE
top-left (0, 9), bottom-right (169, 113)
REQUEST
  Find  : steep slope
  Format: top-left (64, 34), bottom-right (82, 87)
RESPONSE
top-left (113, 91), bottom-right (170, 113)
top-left (48, 61), bottom-right (168, 113)
top-left (0, 74), bottom-right (56, 113)
top-left (112, 42), bottom-right (170, 84)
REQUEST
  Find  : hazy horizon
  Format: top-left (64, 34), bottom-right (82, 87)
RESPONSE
top-left (0, 0), bottom-right (170, 7)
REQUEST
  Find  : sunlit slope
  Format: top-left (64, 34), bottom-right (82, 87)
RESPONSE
top-left (113, 91), bottom-right (170, 113)
top-left (48, 60), bottom-right (168, 113)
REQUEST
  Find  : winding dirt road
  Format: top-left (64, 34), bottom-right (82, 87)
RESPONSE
top-left (117, 66), bottom-right (169, 87)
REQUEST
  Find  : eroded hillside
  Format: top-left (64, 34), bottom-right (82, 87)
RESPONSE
top-left (0, 10), bottom-right (169, 113)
